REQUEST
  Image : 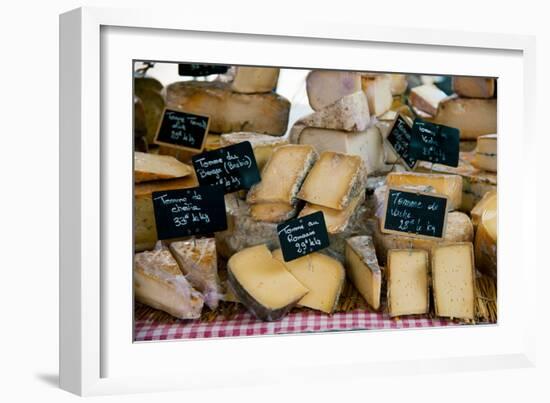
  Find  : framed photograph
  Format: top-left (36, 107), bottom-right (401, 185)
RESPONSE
top-left (60, 6), bottom-right (536, 396)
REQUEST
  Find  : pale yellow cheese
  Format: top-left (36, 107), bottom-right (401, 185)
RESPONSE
top-left (298, 151), bottom-right (366, 210)
top-left (298, 192), bottom-right (365, 234)
top-left (431, 243), bottom-right (475, 320)
top-left (361, 74), bottom-right (393, 116)
top-left (409, 84), bottom-right (448, 117)
top-left (230, 67), bottom-right (279, 94)
top-left (219, 132), bottom-right (288, 171)
top-left (227, 244), bottom-right (309, 321)
top-left (134, 152), bottom-right (193, 183)
top-left (388, 74), bottom-right (408, 95)
top-left (475, 197), bottom-right (497, 278)
top-left (250, 202), bottom-right (296, 223)
top-left (387, 249), bottom-right (429, 317)
top-left (247, 144), bottom-right (317, 205)
top-left (453, 77), bottom-right (495, 98)
top-left (344, 236), bottom-right (383, 311)
top-left (470, 190), bottom-right (497, 229)
top-left (430, 97), bottom-right (497, 140)
top-left (385, 171), bottom-right (463, 211)
top-left (306, 70), bottom-right (362, 111)
top-left (472, 134), bottom-right (497, 172)
top-left (272, 249), bottom-right (345, 314)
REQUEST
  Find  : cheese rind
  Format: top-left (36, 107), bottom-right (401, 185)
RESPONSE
top-left (230, 67), bottom-right (279, 93)
top-left (272, 249), bottom-right (345, 314)
top-left (134, 243), bottom-right (204, 319)
top-left (409, 84), bottom-right (448, 117)
top-left (431, 243), bottom-right (475, 321)
top-left (306, 70), bottom-right (363, 111)
top-left (387, 249), bottom-right (429, 317)
top-left (430, 97), bottom-right (497, 140)
top-left (164, 81), bottom-right (290, 135)
top-left (299, 192), bottom-right (365, 234)
top-left (250, 202), bottom-right (297, 223)
top-left (472, 134), bottom-right (497, 172)
top-left (298, 151), bottom-right (367, 210)
top-left (344, 236), bottom-right (383, 311)
top-left (219, 132), bottom-right (288, 171)
top-left (453, 77), bottom-right (495, 98)
top-left (169, 238), bottom-right (222, 310)
top-left (385, 172), bottom-right (463, 211)
top-left (134, 152), bottom-right (193, 183)
top-left (361, 75), bottom-right (393, 116)
top-left (227, 245), bottom-right (309, 321)
top-left (475, 198), bottom-right (497, 278)
top-left (246, 144), bottom-right (317, 205)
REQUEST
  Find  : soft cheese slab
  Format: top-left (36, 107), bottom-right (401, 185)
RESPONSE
top-left (431, 243), bottom-right (475, 320)
top-left (134, 243), bottom-right (204, 319)
top-left (298, 151), bottom-right (367, 210)
top-left (227, 244), bottom-right (309, 321)
top-left (134, 152), bottom-right (193, 183)
top-left (272, 249), bottom-right (345, 314)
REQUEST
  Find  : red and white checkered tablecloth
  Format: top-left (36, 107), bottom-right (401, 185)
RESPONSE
top-left (134, 309), bottom-right (458, 341)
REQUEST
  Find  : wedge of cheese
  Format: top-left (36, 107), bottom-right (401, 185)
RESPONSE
top-left (134, 243), bottom-right (204, 319)
top-left (370, 212), bottom-right (474, 265)
top-left (247, 144), bottom-right (317, 205)
top-left (470, 190), bottom-right (497, 229)
top-left (361, 74), bottom-right (393, 116)
top-left (453, 77), bottom-right (495, 98)
top-left (298, 151), bottom-right (367, 210)
top-left (272, 249), bottom-right (345, 314)
top-left (134, 174), bottom-right (199, 252)
top-left (385, 171), bottom-right (463, 211)
top-left (291, 125), bottom-right (390, 175)
top-left (388, 74), bottom-right (408, 95)
top-left (475, 195), bottom-right (497, 278)
top-left (306, 70), bottom-right (362, 111)
top-left (134, 152), bottom-right (193, 183)
top-left (430, 97), bottom-right (497, 140)
top-left (431, 243), bottom-right (475, 321)
top-left (169, 238), bottom-right (222, 310)
top-left (250, 202), bottom-right (297, 223)
top-left (299, 192), bottom-right (365, 234)
top-left (345, 236), bottom-right (383, 311)
top-left (387, 249), bottom-right (429, 317)
top-left (472, 134), bottom-right (497, 172)
top-left (219, 132), bottom-right (288, 171)
top-left (227, 244), bottom-right (309, 321)
top-left (409, 84), bottom-right (448, 117)
top-left (164, 81), bottom-right (290, 135)
top-left (230, 67), bottom-right (279, 93)
top-left (293, 91), bottom-right (370, 132)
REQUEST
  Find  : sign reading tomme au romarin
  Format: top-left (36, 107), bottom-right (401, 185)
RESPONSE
top-left (153, 107), bottom-right (210, 153)
top-left (276, 211), bottom-right (330, 262)
top-left (381, 187), bottom-right (449, 240)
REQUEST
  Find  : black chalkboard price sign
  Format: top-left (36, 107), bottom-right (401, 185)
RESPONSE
top-left (178, 64), bottom-right (230, 77)
top-left (153, 107), bottom-right (210, 153)
top-left (386, 114), bottom-right (417, 170)
top-left (151, 185), bottom-right (227, 240)
top-left (381, 187), bottom-right (448, 240)
top-left (276, 211), bottom-right (330, 262)
top-left (409, 118), bottom-right (460, 167)
top-left (192, 141), bottom-right (261, 194)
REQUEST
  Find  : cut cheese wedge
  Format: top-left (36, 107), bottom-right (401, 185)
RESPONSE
top-left (247, 144), bottom-right (317, 206)
top-left (386, 171), bottom-right (463, 211)
top-left (432, 242), bottom-right (476, 321)
top-left (475, 195), bottom-right (497, 277)
top-left (227, 244), bottom-right (309, 321)
top-left (470, 190), bottom-right (497, 229)
top-left (361, 74), bottom-right (393, 116)
top-left (134, 152), bottom-right (193, 183)
top-left (250, 202), bottom-right (296, 223)
top-left (409, 84), bottom-right (447, 117)
top-left (345, 236), bottom-right (383, 311)
top-left (134, 243), bottom-right (204, 319)
top-left (299, 192), bottom-right (365, 234)
top-left (387, 249), bottom-right (429, 317)
top-left (219, 132), bottom-right (288, 171)
top-left (472, 134), bottom-right (497, 172)
top-left (169, 238), bottom-right (222, 310)
top-left (230, 66), bottom-right (279, 94)
top-left (298, 151), bottom-right (367, 210)
top-left (272, 249), bottom-right (345, 314)
top-left (306, 70), bottom-right (362, 111)
top-left (453, 77), bottom-right (495, 98)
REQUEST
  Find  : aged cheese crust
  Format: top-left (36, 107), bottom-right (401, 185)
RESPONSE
top-left (134, 243), bottom-right (204, 319)
top-left (169, 238), bottom-right (222, 310)
top-left (472, 134), bottom-right (497, 172)
top-left (134, 152), bottom-right (193, 183)
top-left (230, 67), bottom-right (279, 94)
top-left (219, 132), bottom-right (288, 171)
top-left (298, 151), bottom-right (367, 210)
top-left (247, 144), bottom-right (318, 205)
top-left (306, 70), bottom-right (363, 111)
top-left (250, 202), bottom-right (297, 223)
top-left (453, 77), bottom-right (495, 98)
top-left (474, 197), bottom-right (497, 278)
top-left (164, 81), bottom-right (290, 135)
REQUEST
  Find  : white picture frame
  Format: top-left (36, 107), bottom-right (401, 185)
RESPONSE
top-left (59, 6), bottom-right (537, 396)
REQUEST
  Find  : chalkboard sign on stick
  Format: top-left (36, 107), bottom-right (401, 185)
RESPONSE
top-left (154, 107), bottom-right (210, 153)
top-left (385, 114), bottom-right (417, 170)
top-left (152, 185), bottom-right (227, 240)
top-left (192, 141), bottom-right (261, 194)
top-left (277, 211), bottom-right (330, 262)
top-left (381, 187), bottom-right (448, 240)
top-left (410, 118), bottom-right (460, 167)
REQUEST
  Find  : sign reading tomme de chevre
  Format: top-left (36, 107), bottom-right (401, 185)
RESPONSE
top-left (276, 211), bottom-right (330, 262)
